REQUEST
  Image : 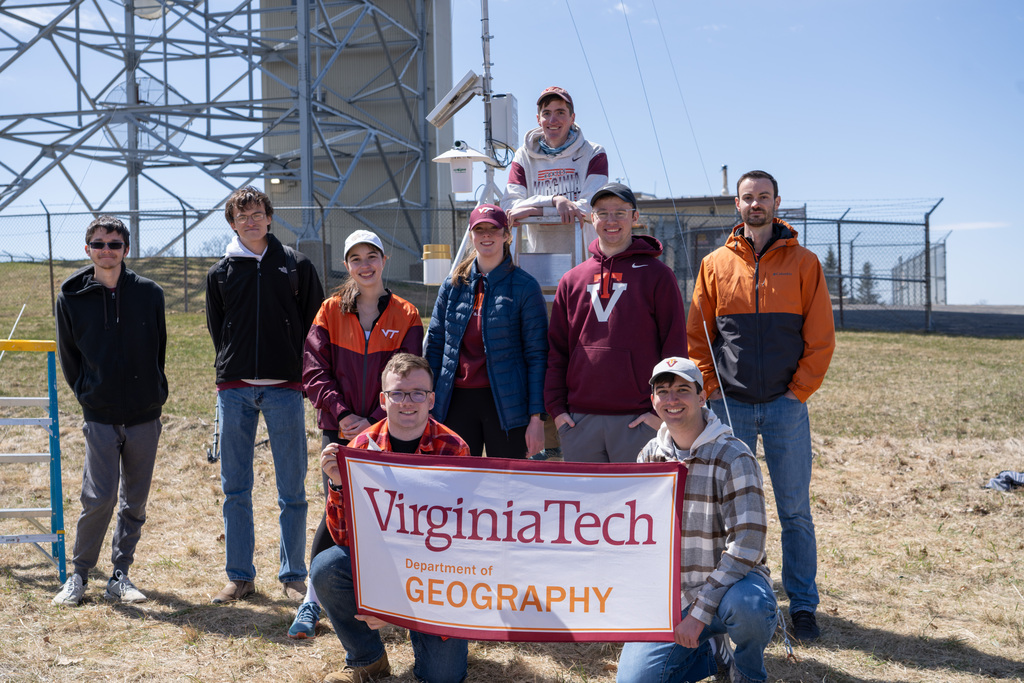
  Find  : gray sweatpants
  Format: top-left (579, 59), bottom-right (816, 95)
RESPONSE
top-left (72, 418), bottom-right (162, 582)
top-left (557, 413), bottom-right (658, 464)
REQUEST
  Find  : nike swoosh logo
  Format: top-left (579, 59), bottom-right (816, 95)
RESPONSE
top-left (572, 154), bottom-right (583, 161)
top-left (632, 263), bottom-right (648, 268)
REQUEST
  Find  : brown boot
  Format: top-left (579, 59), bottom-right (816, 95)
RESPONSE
top-left (211, 580), bottom-right (255, 604)
top-left (282, 580), bottom-right (307, 602)
top-left (323, 653), bottom-right (391, 682)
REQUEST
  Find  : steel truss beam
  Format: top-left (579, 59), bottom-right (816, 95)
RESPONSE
top-left (0, 0), bottom-right (432, 256)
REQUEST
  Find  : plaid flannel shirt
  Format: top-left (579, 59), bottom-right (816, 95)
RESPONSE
top-left (638, 407), bottom-right (771, 625)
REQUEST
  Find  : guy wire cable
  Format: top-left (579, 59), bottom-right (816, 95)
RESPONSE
top-left (562, 0), bottom-right (631, 187)
top-left (648, 0), bottom-right (735, 429)
top-left (622, 0), bottom-right (733, 428)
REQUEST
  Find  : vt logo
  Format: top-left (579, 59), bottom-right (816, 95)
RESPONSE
top-left (381, 329), bottom-right (400, 339)
top-left (587, 273), bottom-right (626, 323)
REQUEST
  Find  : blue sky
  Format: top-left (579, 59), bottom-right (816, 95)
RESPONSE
top-left (1, 2), bottom-right (1019, 304)
top-left (450, 1), bottom-right (1023, 305)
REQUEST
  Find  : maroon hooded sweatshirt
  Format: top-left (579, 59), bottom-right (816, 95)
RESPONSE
top-left (545, 234), bottom-right (688, 418)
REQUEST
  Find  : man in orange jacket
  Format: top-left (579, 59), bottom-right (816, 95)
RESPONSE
top-left (687, 170), bottom-right (835, 642)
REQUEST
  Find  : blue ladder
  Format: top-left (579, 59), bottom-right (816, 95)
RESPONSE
top-left (0, 340), bottom-right (67, 582)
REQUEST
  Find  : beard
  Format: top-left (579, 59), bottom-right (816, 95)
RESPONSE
top-left (742, 207), bottom-right (773, 228)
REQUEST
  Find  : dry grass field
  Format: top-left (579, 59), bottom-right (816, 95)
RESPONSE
top-left (0, 261), bottom-right (1022, 682)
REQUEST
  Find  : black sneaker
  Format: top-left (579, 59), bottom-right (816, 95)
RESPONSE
top-left (791, 610), bottom-right (820, 641)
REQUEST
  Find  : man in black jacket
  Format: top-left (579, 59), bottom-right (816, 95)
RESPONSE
top-left (53, 216), bottom-right (168, 606)
top-left (206, 186), bottom-right (324, 604)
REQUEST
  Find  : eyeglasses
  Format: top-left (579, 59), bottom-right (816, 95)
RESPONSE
top-left (233, 212), bottom-right (266, 224)
top-left (593, 210), bottom-right (633, 222)
top-left (88, 240), bottom-right (125, 251)
top-left (382, 390), bottom-right (432, 403)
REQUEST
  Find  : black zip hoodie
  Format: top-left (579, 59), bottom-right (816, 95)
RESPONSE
top-left (205, 233), bottom-right (324, 385)
top-left (55, 265), bottom-right (168, 426)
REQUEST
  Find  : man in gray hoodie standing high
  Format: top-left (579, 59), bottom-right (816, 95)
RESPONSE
top-left (616, 358), bottom-right (778, 683)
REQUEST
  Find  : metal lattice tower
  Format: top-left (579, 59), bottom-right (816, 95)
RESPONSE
top-left (0, 0), bottom-right (450, 258)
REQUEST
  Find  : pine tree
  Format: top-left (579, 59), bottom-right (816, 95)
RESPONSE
top-left (823, 247), bottom-right (840, 299)
top-left (857, 261), bottom-right (881, 304)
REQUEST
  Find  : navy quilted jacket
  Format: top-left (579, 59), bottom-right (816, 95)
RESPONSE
top-left (425, 255), bottom-right (548, 431)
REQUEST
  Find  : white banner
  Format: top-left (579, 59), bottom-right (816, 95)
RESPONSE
top-left (339, 447), bottom-right (685, 642)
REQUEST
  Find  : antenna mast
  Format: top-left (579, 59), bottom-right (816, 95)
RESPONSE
top-left (479, 0), bottom-right (499, 203)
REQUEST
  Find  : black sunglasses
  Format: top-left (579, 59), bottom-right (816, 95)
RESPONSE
top-left (88, 241), bottom-right (125, 251)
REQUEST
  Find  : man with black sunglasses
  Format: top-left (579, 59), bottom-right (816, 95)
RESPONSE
top-left (53, 216), bottom-right (168, 606)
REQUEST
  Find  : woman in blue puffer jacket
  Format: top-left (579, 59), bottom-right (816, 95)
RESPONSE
top-left (425, 203), bottom-right (548, 458)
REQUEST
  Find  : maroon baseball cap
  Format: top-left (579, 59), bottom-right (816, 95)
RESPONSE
top-left (536, 86), bottom-right (573, 111)
top-left (469, 203), bottom-right (508, 230)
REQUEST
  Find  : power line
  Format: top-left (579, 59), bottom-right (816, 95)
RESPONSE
top-left (562, 0), bottom-right (630, 188)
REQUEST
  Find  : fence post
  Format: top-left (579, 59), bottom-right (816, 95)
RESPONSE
top-left (836, 208), bottom-right (850, 329)
top-left (178, 198), bottom-right (189, 313)
top-left (849, 232), bottom-right (861, 304)
top-left (40, 201), bottom-right (55, 314)
top-left (923, 198), bottom-right (944, 332)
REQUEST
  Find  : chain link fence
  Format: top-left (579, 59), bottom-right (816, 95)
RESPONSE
top-left (642, 199), bottom-right (947, 331)
top-left (0, 200), bottom-right (945, 335)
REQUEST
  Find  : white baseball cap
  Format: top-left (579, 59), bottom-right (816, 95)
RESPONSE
top-left (343, 229), bottom-right (385, 260)
top-left (649, 357), bottom-right (703, 390)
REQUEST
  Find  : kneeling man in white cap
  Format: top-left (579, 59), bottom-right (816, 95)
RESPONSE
top-left (617, 358), bottom-right (778, 683)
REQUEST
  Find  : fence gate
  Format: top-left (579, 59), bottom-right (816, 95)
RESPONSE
top-left (0, 340), bottom-right (67, 581)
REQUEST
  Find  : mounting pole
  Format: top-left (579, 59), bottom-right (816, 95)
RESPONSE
top-left (479, 0), bottom-right (498, 203)
top-left (125, 1), bottom-right (141, 257)
top-left (296, 0), bottom-right (316, 241)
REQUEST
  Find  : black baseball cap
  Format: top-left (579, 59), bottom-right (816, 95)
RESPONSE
top-left (591, 182), bottom-right (637, 210)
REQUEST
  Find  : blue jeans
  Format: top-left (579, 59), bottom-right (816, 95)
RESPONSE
top-left (311, 545), bottom-right (468, 683)
top-left (218, 386), bottom-right (308, 583)
top-left (617, 571), bottom-right (778, 683)
top-left (711, 394), bottom-right (818, 615)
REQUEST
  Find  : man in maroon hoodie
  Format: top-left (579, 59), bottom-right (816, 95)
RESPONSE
top-left (545, 183), bottom-right (688, 463)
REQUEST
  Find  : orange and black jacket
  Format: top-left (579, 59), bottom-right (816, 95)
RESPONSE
top-left (302, 291), bottom-right (423, 430)
top-left (687, 220), bottom-right (835, 405)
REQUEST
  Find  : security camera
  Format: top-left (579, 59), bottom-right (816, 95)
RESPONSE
top-left (426, 70), bottom-right (483, 129)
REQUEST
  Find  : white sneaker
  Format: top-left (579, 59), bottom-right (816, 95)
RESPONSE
top-left (52, 574), bottom-right (86, 606)
top-left (104, 570), bottom-right (147, 603)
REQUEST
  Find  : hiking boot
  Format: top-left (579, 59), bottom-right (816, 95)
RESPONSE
top-left (323, 654), bottom-right (391, 683)
top-left (288, 601), bottom-right (321, 639)
top-left (791, 610), bottom-right (820, 641)
top-left (540, 447), bottom-right (563, 462)
top-left (211, 579), bottom-right (255, 604)
top-left (282, 580), bottom-right (307, 603)
top-left (104, 570), bottom-right (147, 603)
top-left (52, 574), bottom-right (86, 606)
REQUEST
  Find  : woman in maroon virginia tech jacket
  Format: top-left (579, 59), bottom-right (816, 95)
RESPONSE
top-left (287, 229), bottom-right (423, 640)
